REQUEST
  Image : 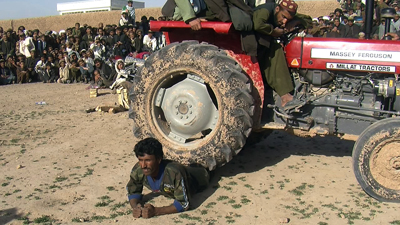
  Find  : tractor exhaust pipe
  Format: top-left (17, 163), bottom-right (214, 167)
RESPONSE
top-left (365, 0), bottom-right (374, 39)
top-left (381, 7), bottom-right (396, 40)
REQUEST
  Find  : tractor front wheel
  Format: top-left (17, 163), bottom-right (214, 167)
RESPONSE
top-left (352, 118), bottom-right (400, 202)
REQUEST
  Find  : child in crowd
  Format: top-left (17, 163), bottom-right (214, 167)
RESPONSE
top-left (35, 55), bottom-right (47, 83)
top-left (44, 62), bottom-right (57, 83)
top-left (17, 61), bottom-right (29, 84)
top-left (58, 60), bottom-right (70, 84)
top-left (110, 59), bottom-right (130, 90)
top-left (78, 58), bottom-right (94, 83)
top-left (69, 60), bottom-right (81, 82)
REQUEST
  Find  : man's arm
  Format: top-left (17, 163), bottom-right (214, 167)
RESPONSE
top-left (126, 164), bottom-right (145, 218)
top-left (174, 0), bottom-right (201, 30)
top-left (253, 8), bottom-right (274, 35)
top-left (141, 166), bottom-right (191, 218)
top-left (141, 203), bottom-right (178, 218)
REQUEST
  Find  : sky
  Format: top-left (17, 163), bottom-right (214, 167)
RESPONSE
top-left (0, 0), bottom-right (164, 20)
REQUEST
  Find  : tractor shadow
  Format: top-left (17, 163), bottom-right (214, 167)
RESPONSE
top-left (0, 208), bottom-right (23, 224)
top-left (191, 130), bottom-right (356, 208)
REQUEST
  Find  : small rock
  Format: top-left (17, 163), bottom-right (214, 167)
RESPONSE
top-left (340, 214), bottom-right (345, 219)
top-left (279, 218), bottom-right (290, 223)
top-left (17, 164), bottom-right (23, 169)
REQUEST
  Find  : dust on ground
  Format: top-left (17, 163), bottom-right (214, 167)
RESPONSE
top-left (0, 83), bottom-right (399, 225)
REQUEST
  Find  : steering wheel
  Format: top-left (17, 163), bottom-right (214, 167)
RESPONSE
top-left (278, 24), bottom-right (305, 46)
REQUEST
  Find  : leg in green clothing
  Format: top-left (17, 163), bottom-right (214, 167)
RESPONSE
top-left (259, 41), bottom-right (294, 97)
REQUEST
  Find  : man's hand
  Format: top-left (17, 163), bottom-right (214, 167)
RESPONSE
top-left (271, 27), bottom-right (285, 37)
top-left (385, 33), bottom-right (400, 40)
top-left (132, 204), bottom-right (142, 218)
top-left (189, 18), bottom-right (202, 31)
top-left (142, 204), bottom-right (156, 218)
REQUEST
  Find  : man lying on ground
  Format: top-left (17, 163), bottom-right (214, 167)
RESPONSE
top-left (126, 138), bottom-right (209, 218)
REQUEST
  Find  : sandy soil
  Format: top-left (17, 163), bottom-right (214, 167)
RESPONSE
top-left (0, 83), bottom-right (399, 225)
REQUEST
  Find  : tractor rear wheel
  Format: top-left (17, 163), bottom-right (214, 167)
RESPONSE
top-left (352, 118), bottom-right (400, 202)
top-left (129, 41), bottom-right (254, 170)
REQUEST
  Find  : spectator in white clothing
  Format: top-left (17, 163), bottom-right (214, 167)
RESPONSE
top-left (19, 34), bottom-right (35, 58)
top-left (143, 31), bottom-right (157, 52)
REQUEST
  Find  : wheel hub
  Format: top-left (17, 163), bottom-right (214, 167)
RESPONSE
top-left (370, 141), bottom-right (400, 190)
top-left (154, 74), bottom-right (219, 143)
top-left (390, 156), bottom-right (400, 170)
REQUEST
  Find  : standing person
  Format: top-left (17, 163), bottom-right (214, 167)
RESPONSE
top-left (16, 61), bottom-right (28, 84)
top-left (122, 0), bottom-right (136, 24)
top-left (37, 34), bottom-right (48, 57)
top-left (253, 0), bottom-right (300, 107)
top-left (19, 33), bottom-right (35, 58)
top-left (0, 59), bottom-right (15, 85)
top-left (127, 138), bottom-right (209, 219)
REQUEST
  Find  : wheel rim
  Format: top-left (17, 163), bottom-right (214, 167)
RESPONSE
top-left (153, 73), bottom-right (219, 144)
top-left (370, 140), bottom-right (400, 191)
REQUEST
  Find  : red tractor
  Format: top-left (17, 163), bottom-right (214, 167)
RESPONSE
top-left (129, 9), bottom-right (400, 203)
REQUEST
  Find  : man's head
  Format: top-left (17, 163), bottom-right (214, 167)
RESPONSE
top-left (116, 27), bottom-right (122, 35)
top-left (94, 58), bottom-right (102, 68)
top-left (334, 8), bottom-right (343, 17)
top-left (134, 138), bottom-right (163, 177)
top-left (128, 0), bottom-right (133, 6)
top-left (75, 23), bottom-right (80, 29)
top-left (0, 59), bottom-right (5, 68)
top-left (395, 14), bottom-right (399, 22)
top-left (78, 59), bottom-right (85, 67)
top-left (348, 17), bottom-right (354, 26)
top-left (275, 0), bottom-right (298, 28)
top-left (334, 18), bottom-right (340, 27)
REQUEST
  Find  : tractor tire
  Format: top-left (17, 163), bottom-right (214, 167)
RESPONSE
top-left (352, 118), bottom-right (400, 202)
top-left (129, 41), bottom-right (254, 170)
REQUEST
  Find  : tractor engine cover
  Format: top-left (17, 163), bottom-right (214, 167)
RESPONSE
top-left (285, 37), bottom-right (400, 75)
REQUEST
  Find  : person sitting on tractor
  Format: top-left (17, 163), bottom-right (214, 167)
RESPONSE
top-left (253, 0), bottom-right (310, 108)
top-left (161, 0), bottom-right (207, 30)
top-left (127, 138), bottom-right (209, 218)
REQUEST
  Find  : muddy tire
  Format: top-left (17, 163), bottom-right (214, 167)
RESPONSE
top-left (129, 41), bottom-right (254, 170)
top-left (352, 118), bottom-right (400, 202)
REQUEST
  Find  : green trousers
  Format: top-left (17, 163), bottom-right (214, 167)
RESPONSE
top-left (257, 41), bottom-right (294, 96)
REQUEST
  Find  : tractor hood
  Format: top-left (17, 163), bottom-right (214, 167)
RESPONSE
top-left (286, 37), bottom-right (400, 74)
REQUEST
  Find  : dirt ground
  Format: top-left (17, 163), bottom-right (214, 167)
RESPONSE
top-left (0, 83), bottom-right (399, 225)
